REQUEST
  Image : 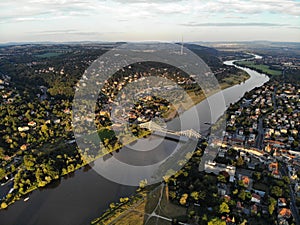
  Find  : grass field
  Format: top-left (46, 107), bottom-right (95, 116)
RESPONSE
top-left (36, 52), bottom-right (63, 58)
top-left (93, 184), bottom-right (187, 225)
top-left (235, 60), bottom-right (282, 76)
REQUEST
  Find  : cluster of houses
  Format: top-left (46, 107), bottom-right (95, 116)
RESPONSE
top-left (223, 81), bottom-right (299, 165)
top-left (75, 64), bottom-right (199, 126)
top-left (225, 82), bottom-right (299, 151)
top-left (0, 75), bottom-right (16, 104)
top-left (204, 146), bottom-right (295, 225)
top-left (204, 83), bottom-right (300, 225)
top-left (257, 55), bottom-right (300, 71)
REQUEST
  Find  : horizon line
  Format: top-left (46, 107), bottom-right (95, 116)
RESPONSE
top-left (1, 40), bottom-right (300, 45)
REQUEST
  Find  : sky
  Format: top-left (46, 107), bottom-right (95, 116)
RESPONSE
top-left (0, 0), bottom-right (300, 43)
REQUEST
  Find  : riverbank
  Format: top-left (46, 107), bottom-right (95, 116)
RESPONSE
top-left (164, 69), bottom-right (250, 120)
top-left (234, 60), bottom-right (281, 77)
top-left (89, 61), bottom-right (253, 225)
top-left (0, 55), bottom-right (271, 225)
top-left (90, 186), bottom-right (151, 225)
top-left (1, 62), bottom-right (250, 209)
top-left (91, 183), bottom-right (187, 225)
top-left (0, 128), bottom-right (151, 210)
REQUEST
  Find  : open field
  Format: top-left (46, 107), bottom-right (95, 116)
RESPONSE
top-left (35, 52), bottom-right (64, 58)
top-left (235, 60), bottom-right (282, 76)
top-left (93, 184), bottom-right (187, 225)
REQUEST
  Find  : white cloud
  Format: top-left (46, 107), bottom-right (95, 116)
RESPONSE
top-left (1, 0), bottom-right (299, 24)
top-left (180, 22), bottom-right (288, 27)
top-left (0, 0), bottom-right (299, 42)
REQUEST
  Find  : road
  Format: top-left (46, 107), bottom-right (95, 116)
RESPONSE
top-left (0, 179), bottom-right (13, 200)
top-left (255, 117), bottom-right (265, 150)
top-left (272, 86), bottom-right (277, 110)
top-left (280, 164), bottom-right (300, 225)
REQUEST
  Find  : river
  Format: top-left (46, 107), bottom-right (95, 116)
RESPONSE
top-left (0, 56), bottom-right (269, 225)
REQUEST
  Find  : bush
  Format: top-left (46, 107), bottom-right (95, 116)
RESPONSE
top-left (1, 202), bottom-right (8, 209)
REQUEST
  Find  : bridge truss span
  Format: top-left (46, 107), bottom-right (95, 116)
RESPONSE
top-left (139, 121), bottom-right (201, 139)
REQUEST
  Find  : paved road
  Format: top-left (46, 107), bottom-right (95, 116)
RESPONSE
top-left (272, 86), bottom-right (277, 110)
top-left (280, 164), bottom-right (300, 225)
top-left (255, 117), bottom-right (264, 150)
top-left (0, 180), bottom-right (13, 200)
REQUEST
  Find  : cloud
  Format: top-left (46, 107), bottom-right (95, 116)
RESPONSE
top-left (31, 29), bottom-right (78, 34)
top-left (108, 0), bottom-right (300, 17)
top-left (112, 0), bottom-right (184, 3)
top-left (30, 29), bottom-right (124, 36)
top-left (36, 31), bottom-right (102, 36)
top-left (0, 0), bottom-right (95, 23)
top-left (180, 22), bottom-right (288, 27)
top-left (203, 0), bottom-right (300, 16)
top-left (1, 0), bottom-right (300, 24)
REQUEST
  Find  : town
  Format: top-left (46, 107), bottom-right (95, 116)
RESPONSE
top-left (0, 43), bottom-right (299, 225)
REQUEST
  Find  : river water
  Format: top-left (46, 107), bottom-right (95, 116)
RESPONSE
top-left (0, 57), bottom-right (269, 225)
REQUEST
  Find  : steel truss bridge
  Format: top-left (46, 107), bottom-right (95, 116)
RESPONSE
top-left (139, 121), bottom-right (201, 139)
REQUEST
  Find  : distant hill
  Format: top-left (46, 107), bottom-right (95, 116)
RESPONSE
top-left (182, 43), bottom-right (222, 71)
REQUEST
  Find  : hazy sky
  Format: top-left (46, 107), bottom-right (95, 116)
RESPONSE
top-left (1, 0), bottom-right (300, 43)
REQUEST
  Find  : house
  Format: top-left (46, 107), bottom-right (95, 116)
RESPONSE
top-left (54, 119), bottom-right (61, 124)
top-left (64, 108), bottom-right (71, 114)
top-left (236, 201), bottom-right (243, 210)
top-left (217, 183), bottom-right (227, 196)
top-left (20, 144), bottom-right (27, 151)
top-left (231, 134), bottom-right (245, 145)
top-left (204, 161), bottom-right (236, 183)
top-left (253, 189), bottom-right (266, 197)
top-left (278, 208), bottom-right (292, 219)
top-left (278, 218), bottom-right (289, 225)
top-left (251, 204), bottom-right (258, 214)
top-left (247, 163), bottom-right (256, 170)
top-left (28, 121), bottom-right (36, 127)
top-left (240, 175), bottom-right (250, 187)
top-left (251, 193), bottom-right (261, 204)
top-left (278, 198), bottom-right (287, 207)
top-left (272, 169), bottom-right (281, 179)
top-left (249, 134), bottom-right (256, 142)
top-left (269, 162), bottom-right (278, 172)
top-left (18, 126), bottom-right (29, 132)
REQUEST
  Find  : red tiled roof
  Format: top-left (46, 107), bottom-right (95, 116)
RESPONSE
top-left (278, 208), bottom-right (292, 218)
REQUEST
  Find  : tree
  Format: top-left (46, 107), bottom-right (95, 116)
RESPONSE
top-left (236, 156), bottom-right (244, 167)
top-left (109, 202), bottom-right (115, 209)
top-left (169, 191), bottom-right (176, 200)
top-left (233, 189), bottom-right (238, 195)
top-left (41, 124), bottom-right (49, 136)
top-left (139, 179), bottom-right (147, 189)
top-left (269, 197), bottom-right (276, 215)
top-left (163, 170), bottom-right (174, 202)
top-left (1, 202), bottom-right (8, 209)
top-left (0, 168), bottom-right (6, 180)
top-left (179, 193), bottom-right (188, 205)
top-left (253, 172), bottom-right (261, 181)
top-left (219, 202), bottom-right (230, 214)
top-left (0, 147), bottom-right (5, 159)
top-left (283, 176), bottom-right (290, 185)
top-left (271, 186), bottom-right (282, 198)
top-left (23, 155), bottom-right (35, 171)
top-left (217, 174), bottom-right (227, 183)
top-left (292, 140), bottom-right (299, 149)
top-left (208, 217), bottom-right (226, 225)
top-left (191, 191), bottom-right (199, 201)
top-left (238, 189), bottom-right (246, 201)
